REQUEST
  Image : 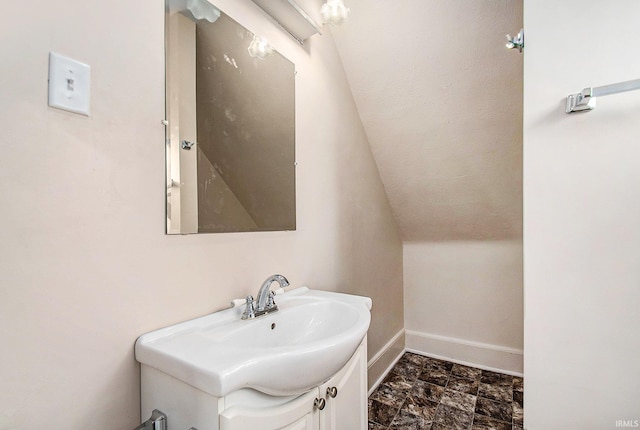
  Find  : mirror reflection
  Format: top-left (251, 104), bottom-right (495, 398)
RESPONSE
top-left (165, 0), bottom-right (296, 234)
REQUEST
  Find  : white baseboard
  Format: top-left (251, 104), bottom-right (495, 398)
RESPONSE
top-left (367, 329), bottom-right (405, 396)
top-left (406, 330), bottom-right (523, 376)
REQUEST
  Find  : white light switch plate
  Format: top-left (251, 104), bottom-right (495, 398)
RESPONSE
top-left (48, 52), bottom-right (90, 116)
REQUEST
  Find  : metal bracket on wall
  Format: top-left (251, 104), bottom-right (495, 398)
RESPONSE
top-left (181, 140), bottom-right (196, 150)
top-left (566, 78), bottom-right (640, 113)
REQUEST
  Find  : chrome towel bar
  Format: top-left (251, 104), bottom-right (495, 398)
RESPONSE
top-left (566, 78), bottom-right (640, 113)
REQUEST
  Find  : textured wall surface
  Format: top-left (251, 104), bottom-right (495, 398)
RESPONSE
top-left (524, 0), bottom-right (640, 426)
top-left (333, 0), bottom-right (523, 242)
top-left (332, 0), bottom-right (524, 370)
top-left (404, 241), bottom-right (523, 348)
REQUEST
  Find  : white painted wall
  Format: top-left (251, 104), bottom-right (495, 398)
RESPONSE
top-left (524, 0), bottom-right (640, 427)
top-left (404, 241), bottom-right (523, 373)
top-left (0, 1), bottom-right (403, 428)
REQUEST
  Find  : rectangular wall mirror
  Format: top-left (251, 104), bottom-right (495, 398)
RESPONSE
top-left (165, 0), bottom-right (296, 234)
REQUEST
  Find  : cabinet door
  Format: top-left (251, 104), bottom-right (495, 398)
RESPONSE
top-left (319, 338), bottom-right (367, 430)
top-left (220, 389), bottom-right (320, 430)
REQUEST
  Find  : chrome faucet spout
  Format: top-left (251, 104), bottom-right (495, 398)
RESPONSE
top-left (255, 274), bottom-right (290, 313)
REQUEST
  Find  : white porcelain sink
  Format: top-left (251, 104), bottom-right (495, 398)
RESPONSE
top-left (135, 287), bottom-right (371, 397)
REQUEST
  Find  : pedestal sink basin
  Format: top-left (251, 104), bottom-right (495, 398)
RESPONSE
top-left (135, 287), bottom-right (371, 397)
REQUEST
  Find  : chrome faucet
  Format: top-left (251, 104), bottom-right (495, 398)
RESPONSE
top-left (242, 274), bottom-right (290, 320)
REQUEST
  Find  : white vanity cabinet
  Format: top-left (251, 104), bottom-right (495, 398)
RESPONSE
top-left (140, 338), bottom-right (368, 430)
top-left (219, 389), bottom-right (320, 430)
top-left (318, 338), bottom-right (368, 430)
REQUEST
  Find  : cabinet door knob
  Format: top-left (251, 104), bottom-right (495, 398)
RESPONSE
top-left (314, 397), bottom-right (326, 410)
top-left (326, 386), bottom-right (338, 398)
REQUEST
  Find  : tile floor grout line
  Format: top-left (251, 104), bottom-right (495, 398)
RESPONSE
top-left (387, 396), bottom-right (405, 429)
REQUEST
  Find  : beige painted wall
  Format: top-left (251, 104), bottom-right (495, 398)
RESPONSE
top-left (404, 241), bottom-right (523, 372)
top-left (332, 0), bottom-right (524, 375)
top-left (0, 1), bottom-right (403, 428)
top-left (332, 0), bottom-right (523, 242)
top-left (524, 0), bottom-right (640, 427)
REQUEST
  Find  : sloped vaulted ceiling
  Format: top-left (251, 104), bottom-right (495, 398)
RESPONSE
top-left (331, 0), bottom-right (523, 241)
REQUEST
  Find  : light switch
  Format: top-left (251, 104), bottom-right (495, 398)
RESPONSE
top-left (48, 52), bottom-right (90, 116)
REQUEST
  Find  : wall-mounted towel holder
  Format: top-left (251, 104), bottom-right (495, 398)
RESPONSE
top-left (566, 78), bottom-right (640, 113)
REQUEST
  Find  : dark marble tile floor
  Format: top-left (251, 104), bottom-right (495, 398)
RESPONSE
top-left (369, 352), bottom-right (524, 430)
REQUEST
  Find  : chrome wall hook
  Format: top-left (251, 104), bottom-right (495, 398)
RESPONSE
top-left (181, 140), bottom-right (196, 150)
top-left (506, 29), bottom-right (524, 53)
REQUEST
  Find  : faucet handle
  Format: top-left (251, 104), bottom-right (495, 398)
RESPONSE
top-left (241, 295), bottom-right (256, 320)
top-left (266, 291), bottom-right (277, 309)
